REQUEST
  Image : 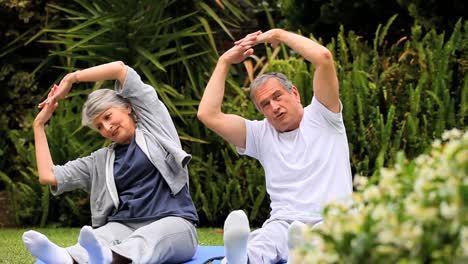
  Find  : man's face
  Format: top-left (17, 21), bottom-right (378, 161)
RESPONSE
top-left (254, 78), bottom-right (303, 132)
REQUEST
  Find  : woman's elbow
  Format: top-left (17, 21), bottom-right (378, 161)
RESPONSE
top-left (113, 61), bottom-right (128, 82)
top-left (38, 173), bottom-right (56, 186)
top-left (38, 178), bottom-right (48, 185)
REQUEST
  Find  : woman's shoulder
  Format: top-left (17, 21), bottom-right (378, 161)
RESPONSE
top-left (88, 145), bottom-right (113, 158)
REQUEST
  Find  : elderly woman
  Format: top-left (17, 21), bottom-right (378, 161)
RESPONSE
top-left (23, 61), bottom-right (199, 264)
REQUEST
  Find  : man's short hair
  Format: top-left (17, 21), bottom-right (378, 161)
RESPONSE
top-left (249, 72), bottom-right (293, 110)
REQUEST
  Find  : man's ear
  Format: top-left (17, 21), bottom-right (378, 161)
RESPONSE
top-left (292, 86), bottom-right (301, 103)
top-left (126, 104), bottom-right (132, 114)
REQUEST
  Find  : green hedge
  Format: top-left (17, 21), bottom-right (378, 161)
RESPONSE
top-left (188, 18), bottom-right (466, 226)
top-left (1, 15), bottom-right (466, 226)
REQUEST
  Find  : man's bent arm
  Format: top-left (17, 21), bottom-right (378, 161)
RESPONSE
top-left (198, 45), bottom-right (254, 149)
top-left (255, 29), bottom-right (340, 112)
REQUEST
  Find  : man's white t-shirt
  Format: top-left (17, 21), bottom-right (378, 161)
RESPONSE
top-left (238, 97), bottom-right (353, 224)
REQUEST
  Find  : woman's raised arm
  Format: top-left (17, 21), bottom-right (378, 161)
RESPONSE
top-left (39, 61), bottom-right (128, 108)
top-left (34, 89), bottom-right (59, 185)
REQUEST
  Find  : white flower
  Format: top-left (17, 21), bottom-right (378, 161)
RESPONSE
top-left (415, 154), bottom-right (429, 165)
top-left (353, 174), bottom-right (368, 191)
top-left (414, 177), bottom-right (425, 195)
top-left (440, 201), bottom-right (458, 219)
top-left (379, 168), bottom-right (402, 197)
top-left (294, 129), bottom-right (467, 263)
top-left (405, 198), bottom-right (422, 219)
top-left (444, 140), bottom-right (460, 157)
top-left (363, 185), bottom-right (381, 200)
top-left (442, 128), bottom-right (462, 141)
top-left (377, 229), bottom-right (395, 244)
top-left (455, 149), bottom-right (468, 165)
top-left (461, 227), bottom-right (468, 256)
top-left (380, 168), bottom-right (397, 182)
top-left (371, 204), bottom-right (389, 221)
top-left (375, 244), bottom-right (397, 255)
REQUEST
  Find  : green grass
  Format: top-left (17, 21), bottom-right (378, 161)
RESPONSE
top-left (0, 227), bottom-right (223, 263)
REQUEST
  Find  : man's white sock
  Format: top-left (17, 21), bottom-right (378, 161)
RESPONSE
top-left (287, 220), bottom-right (308, 250)
top-left (287, 220), bottom-right (308, 263)
top-left (223, 210), bottom-right (250, 264)
top-left (78, 226), bottom-right (112, 264)
top-left (22, 230), bottom-right (73, 264)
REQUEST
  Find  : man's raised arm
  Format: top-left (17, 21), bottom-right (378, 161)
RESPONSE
top-left (198, 34), bottom-right (258, 149)
top-left (238, 29), bottom-right (340, 112)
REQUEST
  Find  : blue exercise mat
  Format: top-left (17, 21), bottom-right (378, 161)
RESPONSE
top-left (35, 245), bottom-right (286, 263)
top-left (35, 245), bottom-right (224, 264)
top-left (185, 246), bottom-right (287, 264)
top-left (184, 245), bottom-right (224, 264)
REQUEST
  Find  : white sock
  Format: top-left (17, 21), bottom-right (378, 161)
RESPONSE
top-left (287, 221), bottom-right (308, 250)
top-left (22, 230), bottom-right (73, 264)
top-left (312, 220), bottom-right (323, 229)
top-left (78, 226), bottom-right (112, 264)
top-left (223, 210), bottom-right (250, 264)
top-left (287, 221), bottom-right (308, 263)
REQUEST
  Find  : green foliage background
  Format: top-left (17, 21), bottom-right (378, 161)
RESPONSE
top-left (0, 0), bottom-right (466, 227)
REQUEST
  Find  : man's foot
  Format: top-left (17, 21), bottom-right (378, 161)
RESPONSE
top-left (78, 226), bottom-right (112, 264)
top-left (287, 221), bottom-right (309, 263)
top-left (287, 221), bottom-right (308, 250)
top-left (22, 230), bottom-right (73, 264)
top-left (223, 210), bottom-right (250, 264)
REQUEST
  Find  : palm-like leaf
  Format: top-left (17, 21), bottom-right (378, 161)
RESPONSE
top-left (36, 0), bottom-right (249, 124)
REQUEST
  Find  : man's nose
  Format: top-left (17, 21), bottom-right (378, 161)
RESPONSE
top-left (270, 100), bottom-right (280, 111)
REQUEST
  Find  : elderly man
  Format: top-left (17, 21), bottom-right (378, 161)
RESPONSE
top-left (198, 29), bottom-right (352, 263)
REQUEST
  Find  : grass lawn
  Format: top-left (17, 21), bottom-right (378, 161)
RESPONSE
top-left (0, 227), bottom-right (223, 263)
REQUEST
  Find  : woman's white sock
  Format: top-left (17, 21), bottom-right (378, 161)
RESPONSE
top-left (78, 226), bottom-right (112, 264)
top-left (223, 210), bottom-right (250, 264)
top-left (22, 230), bottom-right (73, 264)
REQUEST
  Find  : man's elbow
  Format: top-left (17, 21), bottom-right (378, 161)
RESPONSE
top-left (197, 109), bottom-right (209, 125)
top-left (319, 49), bottom-right (335, 65)
top-left (197, 108), bottom-right (220, 129)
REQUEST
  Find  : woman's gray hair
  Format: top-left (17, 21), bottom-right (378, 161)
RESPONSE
top-left (249, 72), bottom-right (293, 109)
top-left (81, 89), bottom-right (132, 130)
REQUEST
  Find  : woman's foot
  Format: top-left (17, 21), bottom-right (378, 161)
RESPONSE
top-left (78, 226), bottom-right (112, 264)
top-left (22, 230), bottom-right (73, 264)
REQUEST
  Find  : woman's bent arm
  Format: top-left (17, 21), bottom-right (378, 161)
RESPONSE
top-left (34, 96), bottom-right (59, 185)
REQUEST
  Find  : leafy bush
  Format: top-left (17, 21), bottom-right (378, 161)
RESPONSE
top-left (290, 128), bottom-right (467, 263)
top-left (334, 18), bottom-right (467, 176)
top-left (1, 3), bottom-right (466, 227)
top-left (0, 0), bottom-right (257, 226)
top-left (190, 17), bottom-right (466, 226)
top-left (275, 0), bottom-right (466, 42)
top-left (2, 95), bottom-right (101, 226)
top-left (187, 73), bottom-right (269, 226)
top-left (263, 18), bottom-right (467, 178)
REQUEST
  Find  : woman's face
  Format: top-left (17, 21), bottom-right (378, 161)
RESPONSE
top-left (92, 106), bottom-right (136, 144)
